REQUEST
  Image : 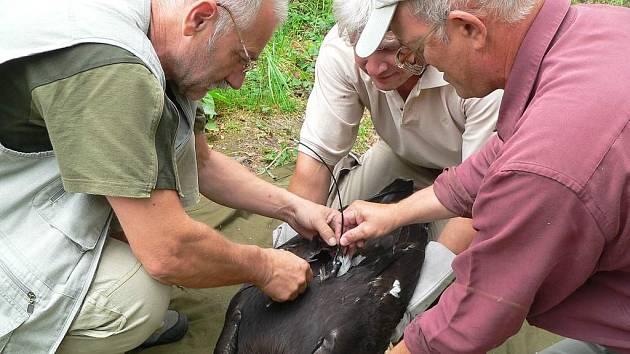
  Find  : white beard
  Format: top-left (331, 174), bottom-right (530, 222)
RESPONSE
top-left (207, 80), bottom-right (231, 90)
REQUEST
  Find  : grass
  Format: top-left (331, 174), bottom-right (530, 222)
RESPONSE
top-left (202, 0), bottom-right (347, 173)
top-left (208, 0), bottom-right (335, 115)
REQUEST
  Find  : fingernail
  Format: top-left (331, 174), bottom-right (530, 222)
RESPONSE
top-left (328, 238), bottom-right (337, 246)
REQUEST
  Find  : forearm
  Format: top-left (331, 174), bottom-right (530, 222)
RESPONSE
top-left (341, 185), bottom-right (458, 246)
top-left (406, 173), bottom-right (603, 353)
top-left (394, 185), bottom-right (457, 227)
top-left (108, 191), bottom-right (270, 288)
top-left (197, 143), bottom-right (300, 222)
top-left (288, 152), bottom-right (332, 204)
top-left (149, 220), bottom-right (268, 288)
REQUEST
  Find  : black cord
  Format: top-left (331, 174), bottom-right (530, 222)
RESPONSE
top-left (291, 139), bottom-right (345, 246)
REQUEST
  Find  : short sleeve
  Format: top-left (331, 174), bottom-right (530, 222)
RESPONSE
top-left (193, 104), bottom-right (208, 135)
top-left (32, 62), bottom-right (178, 197)
top-left (299, 29), bottom-right (366, 165)
top-left (460, 89), bottom-right (502, 160)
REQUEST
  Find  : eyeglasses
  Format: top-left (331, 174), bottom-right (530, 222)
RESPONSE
top-left (394, 25), bottom-right (438, 76)
top-left (217, 3), bottom-right (257, 73)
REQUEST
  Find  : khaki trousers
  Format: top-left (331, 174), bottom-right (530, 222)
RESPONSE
top-left (56, 238), bottom-right (171, 354)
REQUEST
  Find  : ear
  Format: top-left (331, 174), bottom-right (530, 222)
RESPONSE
top-left (183, 0), bottom-right (219, 36)
top-left (447, 10), bottom-right (487, 49)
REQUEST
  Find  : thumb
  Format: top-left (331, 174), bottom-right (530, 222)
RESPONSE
top-left (340, 225), bottom-right (367, 246)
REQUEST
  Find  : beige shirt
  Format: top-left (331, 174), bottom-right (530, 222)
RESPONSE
top-left (300, 26), bottom-right (502, 169)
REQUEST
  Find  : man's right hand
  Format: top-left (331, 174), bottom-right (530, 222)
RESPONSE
top-left (257, 248), bottom-right (313, 302)
top-left (339, 200), bottom-right (402, 246)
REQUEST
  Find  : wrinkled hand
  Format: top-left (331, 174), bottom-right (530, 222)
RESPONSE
top-left (289, 199), bottom-right (341, 246)
top-left (338, 200), bottom-right (401, 247)
top-left (387, 340), bottom-right (411, 354)
top-left (258, 248), bottom-right (313, 302)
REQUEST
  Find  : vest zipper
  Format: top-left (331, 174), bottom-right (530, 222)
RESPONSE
top-left (0, 257), bottom-right (36, 314)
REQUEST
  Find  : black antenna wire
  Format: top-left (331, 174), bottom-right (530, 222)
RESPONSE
top-left (292, 139), bottom-right (345, 271)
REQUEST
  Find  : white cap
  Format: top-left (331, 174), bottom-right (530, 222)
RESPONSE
top-left (355, 0), bottom-right (405, 58)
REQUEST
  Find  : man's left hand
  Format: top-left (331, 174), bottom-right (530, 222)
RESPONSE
top-left (388, 340), bottom-right (411, 354)
top-left (289, 199), bottom-right (341, 246)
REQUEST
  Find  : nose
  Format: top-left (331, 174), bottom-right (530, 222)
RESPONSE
top-left (226, 71), bottom-right (245, 90)
top-left (364, 56), bottom-right (389, 77)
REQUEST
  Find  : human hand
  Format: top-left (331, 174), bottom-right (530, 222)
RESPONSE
top-left (257, 248), bottom-right (313, 302)
top-left (338, 200), bottom-right (401, 247)
top-left (387, 340), bottom-right (411, 354)
top-left (289, 199), bottom-right (341, 246)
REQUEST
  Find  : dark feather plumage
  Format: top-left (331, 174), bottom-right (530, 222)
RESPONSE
top-left (215, 179), bottom-right (428, 354)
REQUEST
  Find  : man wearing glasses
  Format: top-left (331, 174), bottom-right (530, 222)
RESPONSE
top-left (338, 0), bottom-right (630, 352)
top-left (273, 0), bottom-right (502, 339)
top-left (0, 0), bottom-right (341, 353)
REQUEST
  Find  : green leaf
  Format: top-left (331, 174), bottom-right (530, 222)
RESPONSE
top-left (201, 95), bottom-right (217, 118)
top-left (205, 118), bottom-right (219, 132)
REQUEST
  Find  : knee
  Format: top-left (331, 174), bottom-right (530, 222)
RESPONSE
top-left (123, 266), bottom-right (172, 337)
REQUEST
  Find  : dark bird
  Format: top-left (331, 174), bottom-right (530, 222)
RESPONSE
top-left (215, 179), bottom-right (428, 354)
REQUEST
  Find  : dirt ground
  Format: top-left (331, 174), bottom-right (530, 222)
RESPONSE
top-left (126, 160), bottom-right (563, 354)
top-left (204, 109), bottom-right (304, 173)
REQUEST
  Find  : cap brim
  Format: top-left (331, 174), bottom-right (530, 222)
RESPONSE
top-left (355, 3), bottom-right (397, 58)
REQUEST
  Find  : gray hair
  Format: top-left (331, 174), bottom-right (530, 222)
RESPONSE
top-left (333, 0), bottom-right (373, 44)
top-left (410, 0), bottom-right (538, 41)
top-left (209, 0), bottom-right (289, 46)
top-left (333, 0), bottom-right (538, 44)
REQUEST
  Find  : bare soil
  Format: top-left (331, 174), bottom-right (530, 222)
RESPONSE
top-left (206, 109), bottom-right (303, 174)
top-left (206, 107), bottom-right (379, 176)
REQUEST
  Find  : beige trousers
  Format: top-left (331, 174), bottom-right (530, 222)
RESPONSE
top-left (56, 238), bottom-right (171, 354)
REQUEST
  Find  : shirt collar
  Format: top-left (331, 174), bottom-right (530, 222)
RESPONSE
top-left (419, 66), bottom-right (449, 89)
top-left (496, 0), bottom-right (571, 141)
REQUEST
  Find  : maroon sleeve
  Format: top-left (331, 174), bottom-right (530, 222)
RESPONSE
top-left (433, 134), bottom-right (503, 217)
top-left (404, 171), bottom-right (604, 353)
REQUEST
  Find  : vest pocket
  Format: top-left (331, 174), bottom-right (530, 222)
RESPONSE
top-left (0, 257), bottom-right (33, 352)
top-left (33, 178), bottom-right (111, 252)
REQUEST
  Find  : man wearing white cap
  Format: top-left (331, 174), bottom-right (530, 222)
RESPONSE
top-left (341, 0), bottom-right (630, 352)
top-left (272, 0), bottom-right (502, 340)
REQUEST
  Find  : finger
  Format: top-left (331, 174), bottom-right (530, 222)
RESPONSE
top-left (300, 275), bottom-right (310, 294)
top-left (313, 217), bottom-right (337, 246)
top-left (289, 292), bottom-right (298, 301)
top-left (345, 245), bottom-right (356, 258)
top-left (340, 225), bottom-right (367, 246)
top-left (327, 211), bottom-right (343, 241)
top-left (297, 281), bottom-right (306, 295)
top-left (342, 207), bottom-right (357, 225)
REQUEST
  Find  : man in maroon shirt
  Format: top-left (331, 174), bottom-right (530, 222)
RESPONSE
top-left (336, 0), bottom-right (630, 352)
